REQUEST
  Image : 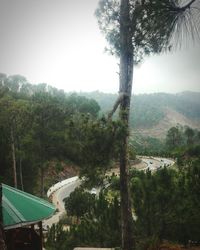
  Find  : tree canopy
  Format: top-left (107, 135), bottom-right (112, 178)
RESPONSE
top-left (96, 0), bottom-right (200, 63)
top-left (0, 74), bottom-right (105, 194)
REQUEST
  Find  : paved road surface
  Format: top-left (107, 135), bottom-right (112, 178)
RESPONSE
top-left (56, 180), bottom-right (81, 210)
top-left (43, 179), bottom-right (81, 228)
top-left (43, 157), bottom-right (174, 228)
top-left (139, 156), bottom-right (174, 171)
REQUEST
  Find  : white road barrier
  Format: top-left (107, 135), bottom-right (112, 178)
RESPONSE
top-left (47, 176), bottom-right (79, 197)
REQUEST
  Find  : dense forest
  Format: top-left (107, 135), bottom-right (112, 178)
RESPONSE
top-left (2, 73), bottom-right (200, 131)
top-left (46, 144), bottom-right (200, 250)
top-left (45, 119), bottom-right (200, 250)
top-left (0, 73), bottom-right (117, 194)
top-left (81, 91), bottom-right (200, 155)
top-left (1, 0), bottom-right (200, 247)
top-left (82, 91), bottom-right (200, 129)
top-left (132, 125), bottom-right (200, 155)
top-left (1, 73), bottom-right (200, 191)
top-left (1, 73), bottom-right (200, 249)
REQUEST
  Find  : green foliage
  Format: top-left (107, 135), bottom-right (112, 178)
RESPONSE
top-left (130, 95), bottom-right (165, 128)
top-left (47, 191), bottom-right (121, 250)
top-left (172, 92), bottom-right (200, 120)
top-left (166, 126), bottom-right (183, 149)
top-left (47, 161), bottom-right (200, 249)
top-left (128, 143), bottom-right (136, 160)
top-left (65, 94), bottom-right (100, 118)
top-left (95, 0), bottom-right (198, 62)
top-left (165, 125), bottom-right (200, 156)
top-left (70, 192), bottom-right (121, 248)
top-left (46, 223), bottom-right (67, 250)
top-left (131, 165), bottom-right (200, 245)
top-left (79, 91), bottom-right (118, 119)
top-left (64, 114), bottom-right (122, 187)
top-left (0, 74), bottom-right (102, 193)
top-left (184, 127), bottom-right (195, 145)
top-left (64, 188), bottom-right (95, 218)
top-left (1, 72), bottom-right (199, 193)
top-left (81, 91), bottom-right (200, 130)
top-left (130, 134), bottom-right (165, 156)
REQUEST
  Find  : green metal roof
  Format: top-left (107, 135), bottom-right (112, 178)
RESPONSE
top-left (2, 184), bottom-right (56, 229)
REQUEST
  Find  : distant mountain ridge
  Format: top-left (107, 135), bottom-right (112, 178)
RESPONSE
top-left (80, 91), bottom-right (200, 138)
top-left (1, 73), bottom-right (199, 138)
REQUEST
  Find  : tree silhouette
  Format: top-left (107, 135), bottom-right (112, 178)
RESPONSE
top-left (96, 0), bottom-right (199, 249)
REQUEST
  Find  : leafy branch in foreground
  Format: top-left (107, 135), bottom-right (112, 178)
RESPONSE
top-left (65, 114), bottom-right (123, 187)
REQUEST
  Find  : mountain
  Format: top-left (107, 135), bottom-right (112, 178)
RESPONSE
top-left (1, 73), bottom-right (199, 139)
top-left (80, 91), bottom-right (200, 138)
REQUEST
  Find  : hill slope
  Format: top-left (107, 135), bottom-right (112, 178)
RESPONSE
top-left (81, 91), bottom-right (200, 138)
top-left (1, 73), bottom-right (199, 138)
top-left (133, 107), bottom-right (200, 138)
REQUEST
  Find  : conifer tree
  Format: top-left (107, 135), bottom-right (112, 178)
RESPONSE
top-left (96, 1), bottom-right (199, 249)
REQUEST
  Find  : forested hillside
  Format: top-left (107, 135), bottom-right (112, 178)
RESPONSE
top-left (1, 73), bottom-right (200, 175)
top-left (2, 72), bottom-right (199, 135)
top-left (82, 91), bottom-right (200, 137)
top-left (0, 73), bottom-right (104, 194)
top-left (1, 73), bottom-right (200, 249)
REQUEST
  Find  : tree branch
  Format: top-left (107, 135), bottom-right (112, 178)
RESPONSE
top-left (171, 0), bottom-right (197, 12)
top-left (108, 94), bottom-right (123, 119)
top-left (181, 0), bottom-right (197, 10)
top-left (108, 92), bottom-right (128, 119)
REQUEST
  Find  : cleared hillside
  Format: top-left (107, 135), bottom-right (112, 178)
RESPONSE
top-left (1, 73), bottom-right (199, 139)
top-left (81, 91), bottom-right (200, 138)
top-left (134, 107), bottom-right (200, 138)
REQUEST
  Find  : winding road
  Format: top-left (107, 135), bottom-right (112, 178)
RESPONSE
top-left (43, 156), bottom-right (175, 228)
top-left (43, 178), bottom-right (81, 229)
top-left (139, 156), bottom-right (174, 171)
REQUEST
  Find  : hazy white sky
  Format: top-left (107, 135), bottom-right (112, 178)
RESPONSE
top-left (0, 0), bottom-right (200, 94)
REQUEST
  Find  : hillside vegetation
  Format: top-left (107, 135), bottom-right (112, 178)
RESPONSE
top-left (82, 91), bottom-right (200, 138)
top-left (1, 72), bottom-right (199, 138)
top-left (1, 73), bottom-right (200, 177)
top-left (1, 73), bottom-right (200, 249)
top-left (0, 73), bottom-right (108, 194)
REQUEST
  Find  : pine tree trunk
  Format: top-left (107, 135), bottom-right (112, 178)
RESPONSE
top-left (119, 0), bottom-right (135, 250)
top-left (11, 128), bottom-right (17, 188)
top-left (17, 139), bottom-right (24, 191)
top-left (19, 157), bottom-right (24, 191)
top-left (40, 167), bottom-right (44, 198)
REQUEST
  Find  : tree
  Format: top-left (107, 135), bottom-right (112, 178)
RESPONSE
top-left (30, 92), bottom-right (67, 196)
top-left (184, 126), bottom-right (195, 145)
top-left (96, 0), bottom-right (199, 249)
top-left (5, 74), bottom-right (28, 93)
top-left (47, 191), bottom-right (121, 250)
top-left (0, 97), bottom-right (17, 187)
top-left (130, 165), bottom-right (200, 246)
top-left (65, 188), bottom-right (95, 221)
top-left (0, 96), bottom-right (31, 188)
top-left (166, 126), bottom-right (183, 149)
top-left (64, 114), bottom-right (120, 187)
top-left (46, 223), bottom-right (67, 250)
top-left (0, 87), bottom-right (40, 191)
top-left (65, 94), bottom-right (100, 118)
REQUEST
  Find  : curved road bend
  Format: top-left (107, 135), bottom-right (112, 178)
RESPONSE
top-left (43, 157), bottom-right (174, 228)
top-left (43, 179), bottom-right (81, 228)
top-left (138, 156), bottom-right (174, 171)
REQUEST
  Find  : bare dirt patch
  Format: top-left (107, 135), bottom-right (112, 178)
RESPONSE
top-left (134, 108), bottom-right (200, 139)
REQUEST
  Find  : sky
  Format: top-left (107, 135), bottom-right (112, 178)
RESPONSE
top-left (0, 0), bottom-right (200, 94)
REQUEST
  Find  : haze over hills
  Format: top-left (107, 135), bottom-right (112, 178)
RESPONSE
top-left (1, 73), bottom-right (199, 139)
top-left (81, 91), bottom-right (200, 138)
